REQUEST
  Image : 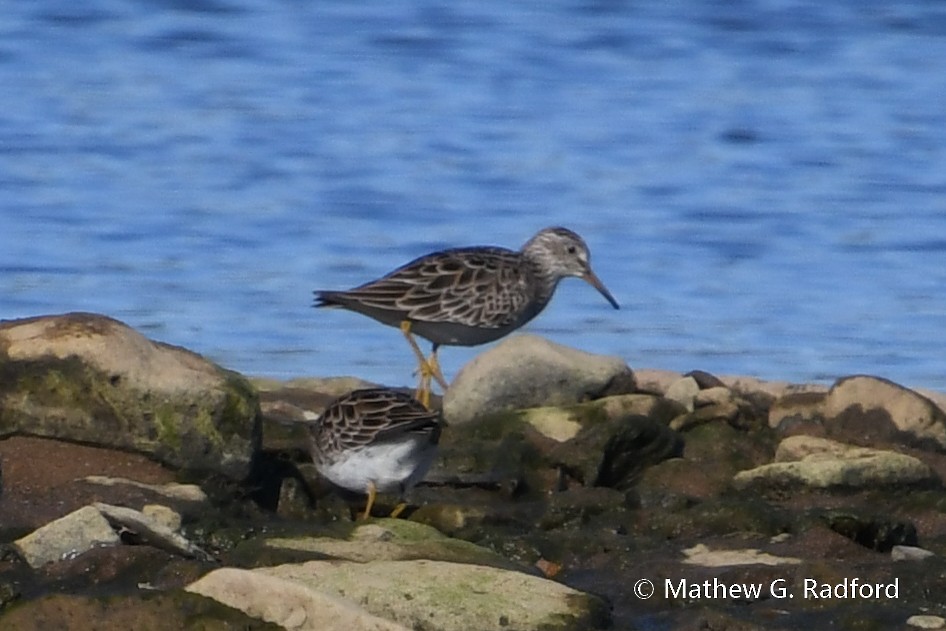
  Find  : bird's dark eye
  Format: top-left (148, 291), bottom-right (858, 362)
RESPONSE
top-left (566, 245), bottom-right (577, 254)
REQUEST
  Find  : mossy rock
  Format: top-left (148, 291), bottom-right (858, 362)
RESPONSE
top-left (0, 313), bottom-right (260, 480)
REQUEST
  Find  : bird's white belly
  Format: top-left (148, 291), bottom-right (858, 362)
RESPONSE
top-left (320, 440), bottom-right (435, 495)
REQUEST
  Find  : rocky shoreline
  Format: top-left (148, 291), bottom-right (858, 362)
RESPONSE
top-left (2, 312), bottom-right (946, 630)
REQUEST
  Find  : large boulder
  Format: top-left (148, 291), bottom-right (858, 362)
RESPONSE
top-left (823, 375), bottom-right (946, 450)
top-left (190, 559), bottom-right (610, 631)
top-left (443, 335), bottom-right (635, 425)
top-left (0, 313), bottom-right (260, 480)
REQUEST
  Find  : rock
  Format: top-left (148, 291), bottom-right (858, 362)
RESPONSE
top-left (81, 476), bottom-right (208, 504)
top-left (892, 545), bottom-right (935, 562)
top-left (0, 313), bottom-right (260, 480)
top-left (681, 543), bottom-right (802, 567)
top-left (694, 386), bottom-right (733, 407)
top-left (664, 377), bottom-right (700, 411)
top-left (188, 567), bottom-right (410, 631)
top-left (669, 401), bottom-right (741, 432)
top-left (545, 412), bottom-right (683, 489)
top-left (263, 519), bottom-right (520, 570)
top-left (916, 388), bottom-right (946, 416)
top-left (768, 391), bottom-right (827, 430)
top-left (94, 503), bottom-right (211, 561)
top-left (141, 504), bottom-right (182, 532)
top-left (733, 437), bottom-right (940, 491)
top-left (250, 559), bottom-right (610, 631)
top-left (14, 505), bottom-right (119, 568)
top-left (437, 395), bottom-right (683, 493)
top-left (684, 370), bottom-right (727, 389)
top-left (443, 334), bottom-right (635, 425)
top-left (520, 394), bottom-right (684, 442)
top-left (908, 615), bottom-right (946, 629)
top-left (720, 375), bottom-right (829, 400)
top-left (773, 435), bottom-right (853, 461)
top-left (633, 369), bottom-right (682, 395)
top-left (824, 375), bottom-right (946, 450)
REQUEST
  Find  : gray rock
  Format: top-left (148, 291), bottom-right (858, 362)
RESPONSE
top-left (187, 567), bottom-right (411, 631)
top-left (251, 559), bottom-right (610, 631)
top-left (824, 375), bottom-right (946, 450)
top-left (0, 312), bottom-right (260, 479)
top-left (443, 334), bottom-right (634, 425)
top-left (14, 505), bottom-right (119, 568)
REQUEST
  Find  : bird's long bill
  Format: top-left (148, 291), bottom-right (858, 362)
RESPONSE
top-left (581, 270), bottom-right (620, 310)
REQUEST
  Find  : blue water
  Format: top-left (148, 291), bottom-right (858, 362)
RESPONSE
top-left (2, 0), bottom-right (946, 391)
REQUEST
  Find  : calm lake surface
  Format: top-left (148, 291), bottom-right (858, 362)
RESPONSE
top-left (2, 0), bottom-right (946, 391)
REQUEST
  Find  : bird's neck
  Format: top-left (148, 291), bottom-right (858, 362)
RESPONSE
top-left (524, 254), bottom-right (562, 309)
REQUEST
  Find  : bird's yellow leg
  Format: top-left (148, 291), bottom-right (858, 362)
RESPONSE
top-left (426, 348), bottom-right (449, 390)
top-left (399, 321), bottom-right (429, 367)
top-left (400, 321), bottom-right (435, 408)
top-left (415, 373), bottom-right (432, 409)
top-left (389, 502), bottom-right (408, 519)
top-left (361, 481), bottom-right (377, 520)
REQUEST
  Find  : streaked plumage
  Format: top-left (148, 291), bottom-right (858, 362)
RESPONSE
top-left (313, 226), bottom-right (619, 406)
top-left (309, 388), bottom-right (442, 517)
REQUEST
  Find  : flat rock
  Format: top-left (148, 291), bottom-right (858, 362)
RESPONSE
top-left (14, 505), bottom-right (119, 568)
top-left (682, 543), bottom-right (802, 567)
top-left (188, 567), bottom-right (409, 631)
top-left (252, 559), bottom-right (610, 631)
top-left (733, 437), bottom-right (940, 491)
top-left (0, 312), bottom-right (260, 479)
top-left (443, 334), bottom-right (635, 425)
top-left (824, 375), bottom-right (946, 450)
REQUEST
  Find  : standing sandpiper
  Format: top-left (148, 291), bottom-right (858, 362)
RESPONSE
top-left (314, 226), bottom-right (619, 406)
